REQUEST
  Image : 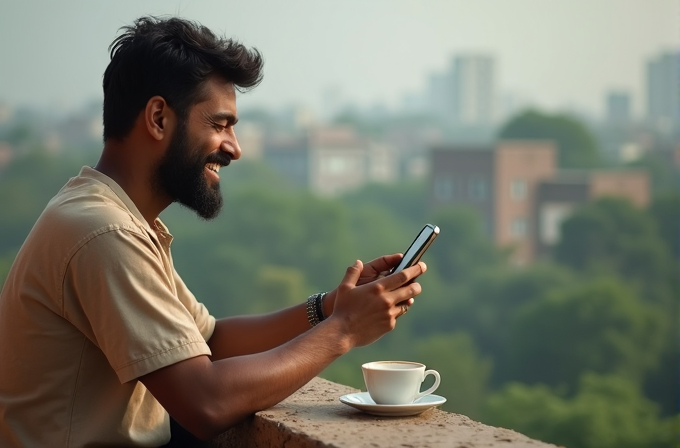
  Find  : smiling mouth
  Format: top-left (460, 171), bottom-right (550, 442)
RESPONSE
top-left (206, 162), bottom-right (222, 174)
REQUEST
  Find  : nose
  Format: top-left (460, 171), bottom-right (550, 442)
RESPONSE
top-left (223, 128), bottom-right (241, 160)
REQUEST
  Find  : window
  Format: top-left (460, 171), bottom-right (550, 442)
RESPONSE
top-left (510, 179), bottom-right (527, 201)
top-left (468, 176), bottom-right (488, 201)
top-left (433, 176), bottom-right (454, 201)
top-left (539, 203), bottom-right (574, 245)
top-left (511, 217), bottom-right (527, 238)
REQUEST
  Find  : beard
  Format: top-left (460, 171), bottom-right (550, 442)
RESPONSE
top-left (154, 122), bottom-right (224, 220)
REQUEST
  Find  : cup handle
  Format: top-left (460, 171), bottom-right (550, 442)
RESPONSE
top-left (415, 369), bottom-right (440, 401)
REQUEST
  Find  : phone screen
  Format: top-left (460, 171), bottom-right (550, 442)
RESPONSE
top-left (389, 224), bottom-right (440, 274)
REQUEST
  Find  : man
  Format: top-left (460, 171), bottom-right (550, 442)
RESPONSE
top-left (0, 16), bottom-right (426, 447)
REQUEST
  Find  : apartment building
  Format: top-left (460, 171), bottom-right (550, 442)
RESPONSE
top-left (534, 169), bottom-right (649, 258)
top-left (262, 126), bottom-right (397, 197)
top-left (431, 141), bottom-right (649, 264)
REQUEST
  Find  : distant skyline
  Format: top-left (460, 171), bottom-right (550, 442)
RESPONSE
top-left (1, 0), bottom-right (678, 119)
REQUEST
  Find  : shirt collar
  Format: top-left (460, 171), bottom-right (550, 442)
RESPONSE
top-left (77, 166), bottom-right (157, 235)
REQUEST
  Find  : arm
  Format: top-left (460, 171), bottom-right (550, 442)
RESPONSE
top-left (207, 253), bottom-right (406, 360)
top-left (141, 260), bottom-right (426, 440)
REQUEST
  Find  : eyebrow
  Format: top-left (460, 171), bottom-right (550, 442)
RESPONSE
top-left (207, 112), bottom-right (238, 126)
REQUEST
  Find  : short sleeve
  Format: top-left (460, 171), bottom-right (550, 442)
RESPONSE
top-left (172, 268), bottom-right (215, 342)
top-left (62, 226), bottom-right (212, 383)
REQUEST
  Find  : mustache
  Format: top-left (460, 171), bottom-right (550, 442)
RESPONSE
top-left (205, 152), bottom-right (232, 167)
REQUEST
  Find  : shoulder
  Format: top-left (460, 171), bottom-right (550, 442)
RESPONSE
top-left (24, 173), bottom-right (154, 267)
top-left (49, 173), bottom-right (147, 238)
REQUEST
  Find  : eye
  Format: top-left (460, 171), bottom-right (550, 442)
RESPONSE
top-left (212, 122), bottom-right (227, 132)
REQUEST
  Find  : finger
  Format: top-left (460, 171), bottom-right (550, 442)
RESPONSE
top-left (390, 282), bottom-right (422, 306)
top-left (364, 253), bottom-right (402, 274)
top-left (340, 260), bottom-right (363, 288)
top-left (396, 298), bottom-right (415, 307)
top-left (381, 261), bottom-right (427, 290)
top-left (396, 300), bottom-right (413, 318)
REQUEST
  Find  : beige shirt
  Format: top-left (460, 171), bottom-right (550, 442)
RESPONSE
top-left (0, 167), bottom-right (216, 447)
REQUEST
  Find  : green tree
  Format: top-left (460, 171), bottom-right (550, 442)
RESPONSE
top-left (247, 265), bottom-right (311, 314)
top-left (554, 197), bottom-right (675, 307)
top-left (411, 332), bottom-right (492, 419)
top-left (449, 263), bottom-right (575, 387)
top-left (483, 373), bottom-right (677, 448)
top-left (627, 154), bottom-right (680, 195)
top-left (0, 150), bottom-right (89, 255)
top-left (426, 205), bottom-right (506, 284)
top-left (498, 109), bottom-right (601, 168)
top-left (344, 204), bottom-right (412, 262)
top-left (648, 192), bottom-right (680, 260)
top-left (340, 180), bottom-right (429, 234)
top-left (506, 277), bottom-right (667, 389)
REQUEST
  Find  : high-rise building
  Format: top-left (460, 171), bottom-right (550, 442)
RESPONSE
top-left (427, 72), bottom-right (453, 117)
top-left (425, 54), bottom-right (497, 127)
top-left (646, 51), bottom-right (679, 129)
top-left (605, 91), bottom-right (631, 124)
top-left (451, 55), bottom-right (496, 126)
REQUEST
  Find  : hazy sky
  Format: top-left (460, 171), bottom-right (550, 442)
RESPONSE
top-left (1, 0), bottom-right (678, 118)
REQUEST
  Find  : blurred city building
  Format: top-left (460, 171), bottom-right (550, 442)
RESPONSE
top-left (427, 55), bottom-right (497, 126)
top-left (605, 91), bottom-right (631, 125)
top-left (430, 141), bottom-right (650, 265)
top-left (262, 125), bottom-right (398, 197)
top-left (533, 169), bottom-right (649, 259)
top-left (646, 51), bottom-right (679, 132)
top-left (451, 55), bottom-right (497, 127)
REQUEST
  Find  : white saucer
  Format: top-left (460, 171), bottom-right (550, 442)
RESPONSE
top-left (339, 392), bottom-right (446, 417)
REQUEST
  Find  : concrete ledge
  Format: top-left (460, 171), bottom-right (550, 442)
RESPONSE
top-left (209, 377), bottom-right (558, 448)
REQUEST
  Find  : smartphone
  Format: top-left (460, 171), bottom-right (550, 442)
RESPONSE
top-left (389, 224), bottom-right (440, 274)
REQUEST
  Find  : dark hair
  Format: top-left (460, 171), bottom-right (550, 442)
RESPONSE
top-left (102, 16), bottom-right (263, 141)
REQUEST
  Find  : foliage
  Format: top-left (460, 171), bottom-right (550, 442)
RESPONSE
top-left (648, 191), bottom-right (680, 259)
top-left (554, 197), bottom-right (676, 308)
top-left (483, 373), bottom-right (677, 448)
top-left (505, 277), bottom-right (668, 390)
top-left (340, 179), bottom-right (429, 233)
top-left (425, 205), bottom-right (506, 283)
top-left (410, 332), bottom-right (492, 419)
top-left (448, 262), bottom-right (575, 387)
top-left (626, 153), bottom-right (680, 195)
top-left (0, 150), bottom-right (91, 255)
top-left (498, 109), bottom-right (601, 168)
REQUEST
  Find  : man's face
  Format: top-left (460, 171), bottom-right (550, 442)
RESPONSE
top-left (154, 78), bottom-right (241, 220)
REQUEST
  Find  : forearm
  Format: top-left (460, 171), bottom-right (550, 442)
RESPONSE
top-left (208, 292), bottom-right (335, 359)
top-left (148, 316), bottom-right (352, 439)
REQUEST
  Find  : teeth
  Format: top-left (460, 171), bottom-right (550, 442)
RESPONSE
top-left (206, 163), bottom-right (220, 173)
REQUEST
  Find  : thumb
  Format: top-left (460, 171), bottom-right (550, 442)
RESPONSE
top-left (341, 260), bottom-right (363, 287)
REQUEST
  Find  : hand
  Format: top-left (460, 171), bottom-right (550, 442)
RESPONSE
top-left (327, 259), bottom-right (426, 348)
top-left (322, 253), bottom-right (407, 317)
top-left (356, 253), bottom-right (403, 286)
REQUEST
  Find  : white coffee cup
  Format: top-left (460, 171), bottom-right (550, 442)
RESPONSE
top-left (362, 361), bottom-right (441, 405)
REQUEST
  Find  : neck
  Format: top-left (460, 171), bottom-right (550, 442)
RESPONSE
top-left (96, 140), bottom-right (172, 228)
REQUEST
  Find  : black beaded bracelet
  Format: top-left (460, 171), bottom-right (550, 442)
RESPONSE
top-left (315, 292), bottom-right (327, 322)
top-left (306, 292), bottom-right (327, 327)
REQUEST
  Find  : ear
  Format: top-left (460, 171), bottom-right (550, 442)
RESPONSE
top-left (144, 96), bottom-right (175, 141)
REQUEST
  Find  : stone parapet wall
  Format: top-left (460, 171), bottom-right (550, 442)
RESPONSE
top-left (209, 377), bottom-right (558, 448)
